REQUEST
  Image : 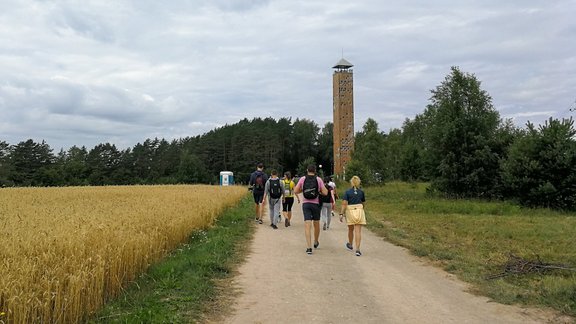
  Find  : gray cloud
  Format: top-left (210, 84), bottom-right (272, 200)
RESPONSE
top-left (0, 0), bottom-right (575, 150)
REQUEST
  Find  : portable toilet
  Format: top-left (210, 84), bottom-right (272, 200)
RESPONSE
top-left (219, 171), bottom-right (234, 186)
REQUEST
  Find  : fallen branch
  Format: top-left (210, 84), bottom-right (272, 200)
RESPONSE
top-left (486, 254), bottom-right (576, 280)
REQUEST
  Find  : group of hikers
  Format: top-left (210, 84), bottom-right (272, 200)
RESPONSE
top-left (248, 163), bottom-right (366, 256)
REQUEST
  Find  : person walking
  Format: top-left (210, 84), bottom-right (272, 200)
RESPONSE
top-left (263, 169), bottom-right (284, 229)
top-left (294, 165), bottom-right (328, 255)
top-left (282, 171), bottom-right (299, 227)
top-left (320, 176), bottom-right (335, 230)
top-left (339, 175), bottom-right (366, 256)
top-left (249, 163), bottom-right (268, 224)
top-left (327, 176), bottom-right (338, 200)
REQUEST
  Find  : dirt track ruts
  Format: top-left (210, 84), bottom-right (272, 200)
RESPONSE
top-left (222, 199), bottom-right (569, 324)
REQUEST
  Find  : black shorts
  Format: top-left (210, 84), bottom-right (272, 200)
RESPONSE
top-left (253, 190), bottom-right (264, 204)
top-left (302, 203), bottom-right (321, 221)
top-left (282, 197), bottom-right (294, 212)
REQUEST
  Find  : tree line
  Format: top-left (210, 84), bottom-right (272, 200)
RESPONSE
top-left (1, 66), bottom-right (574, 210)
top-left (0, 118), bottom-right (333, 187)
top-left (348, 67), bottom-right (576, 211)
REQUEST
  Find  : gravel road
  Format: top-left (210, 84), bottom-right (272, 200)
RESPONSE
top-left (222, 199), bottom-right (568, 324)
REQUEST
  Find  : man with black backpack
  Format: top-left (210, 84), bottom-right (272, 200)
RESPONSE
top-left (294, 164), bottom-right (328, 255)
top-left (263, 169), bottom-right (285, 229)
top-left (249, 163), bottom-right (268, 224)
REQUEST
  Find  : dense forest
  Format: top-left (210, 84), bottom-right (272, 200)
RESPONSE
top-left (1, 67), bottom-right (575, 210)
top-left (0, 117), bottom-right (333, 187)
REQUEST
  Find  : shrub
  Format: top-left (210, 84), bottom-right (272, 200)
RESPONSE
top-left (501, 117), bottom-right (576, 210)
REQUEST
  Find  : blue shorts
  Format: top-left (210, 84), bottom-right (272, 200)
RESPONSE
top-left (302, 203), bottom-right (321, 221)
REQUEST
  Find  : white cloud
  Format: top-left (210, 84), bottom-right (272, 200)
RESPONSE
top-left (506, 111), bottom-right (557, 118)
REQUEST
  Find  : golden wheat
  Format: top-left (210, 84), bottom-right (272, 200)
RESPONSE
top-left (0, 185), bottom-right (246, 323)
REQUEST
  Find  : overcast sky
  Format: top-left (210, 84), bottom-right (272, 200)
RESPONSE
top-left (1, 0), bottom-right (575, 151)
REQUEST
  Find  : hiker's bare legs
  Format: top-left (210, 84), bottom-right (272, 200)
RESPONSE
top-left (348, 224), bottom-right (354, 245)
top-left (313, 220), bottom-right (320, 244)
top-left (260, 200), bottom-right (266, 220)
top-left (354, 224), bottom-right (362, 250)
top-left (304, 220), bottom-right (312, 248)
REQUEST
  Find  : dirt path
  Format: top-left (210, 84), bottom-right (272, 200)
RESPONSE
top-left (222, 200), bottom-right (566, 324)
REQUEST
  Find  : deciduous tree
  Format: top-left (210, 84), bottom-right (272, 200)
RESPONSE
top-left (425, 67), bottom-right (501, 197)
top-left (501, 117), bottom-right (576, 210)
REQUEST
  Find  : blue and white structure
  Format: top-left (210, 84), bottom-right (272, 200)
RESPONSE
top-left (219, 171), bottom-right (234, 186)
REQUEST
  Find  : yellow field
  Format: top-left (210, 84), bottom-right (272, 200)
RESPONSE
top-left (0, 185), bottom-right (246, 323)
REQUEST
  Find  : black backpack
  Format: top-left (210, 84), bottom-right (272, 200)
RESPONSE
top-left (254, 172), bottom-right (264, 190)
top-left (268, 178), bottom-right (282, 199)
top-left (302, 175), bottom-right (319, 199)
top-left (320, 184), bottom-right (332, 203)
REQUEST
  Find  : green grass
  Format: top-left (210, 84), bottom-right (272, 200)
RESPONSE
top-left (89, 195), bottom-right (255, 323)
top-left (363, 182), bottom-right (576, 317)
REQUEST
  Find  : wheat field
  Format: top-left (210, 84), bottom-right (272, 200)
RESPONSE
top-left (0, 185), bottom-right (246, 323)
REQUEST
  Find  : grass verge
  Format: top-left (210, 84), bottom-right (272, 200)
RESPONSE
top-left (362, 182), bottom-right (576, 318)
top-left (89, 195), bottom-right (255, 323)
